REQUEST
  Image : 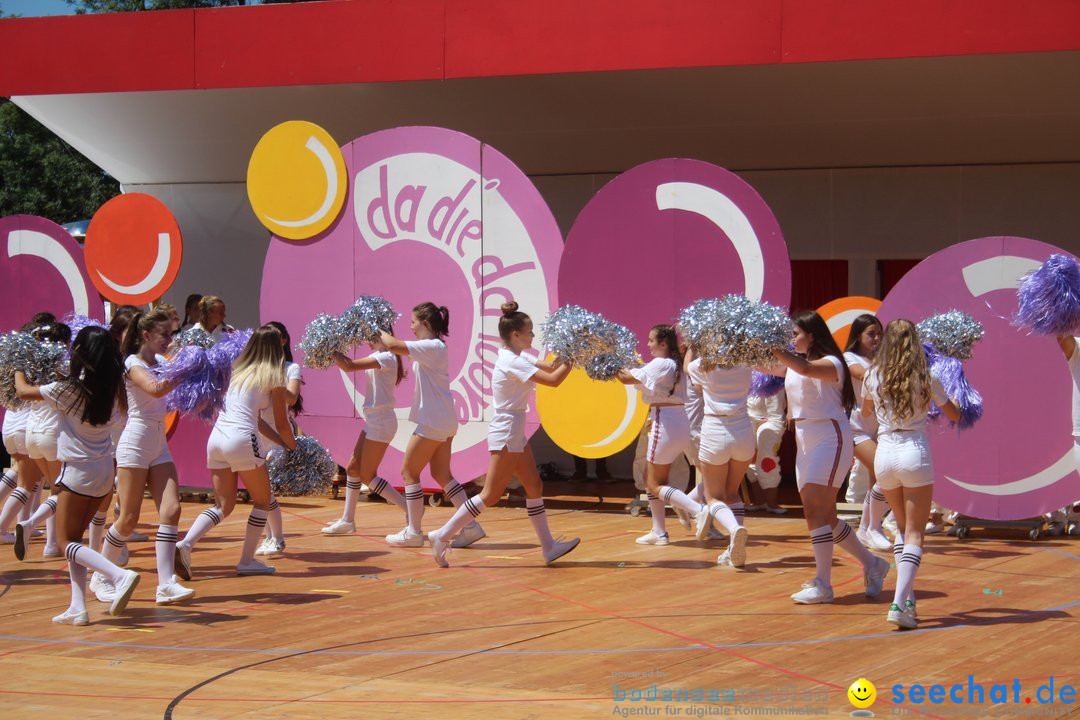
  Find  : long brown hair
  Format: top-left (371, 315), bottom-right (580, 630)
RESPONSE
top-left (230, 325), bottom-right (286, 395)
top-left (652, 324), bottom-right (683, 395)
top-left (120, 309), bottom-right (172, 358)
top-left (792, 310), bottom-right (855, 412)
top-left (872, 319), bottom-right (931, 422)
top-left (413, 301), bottom-right (449, 338)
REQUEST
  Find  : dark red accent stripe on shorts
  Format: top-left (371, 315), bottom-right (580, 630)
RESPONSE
top-left (827, 419), bottom-right (843, 487)
top-left (648, 407), bottom-right (661, 463)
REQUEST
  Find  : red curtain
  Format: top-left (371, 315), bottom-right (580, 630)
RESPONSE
top-left (878, 259), bottom-right (921, 298)
top-left (789, 259), bottom-right (849, 312)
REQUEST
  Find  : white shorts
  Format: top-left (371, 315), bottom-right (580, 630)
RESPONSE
top-left (56, 458), bottom-right (115, 498)
top-left (646, 406), bottom-right (691, 466)
top-left (364, 408), bottom-right (398, 444)
top-left (853, 431), bottom-right (877, 447)
top-left (488, 411), bottom-right (526, 453)
top-left (116, 420), bottom-right (174, 469)
top-left (3, 430), bottom-right (27, 457)
top-left (874, 431), bottom-right (934, 490)
top-left (414, 424), bottom-right (455, 443)
top-left (698, 413), bottom-right (756, 466)
top-left (207, 426), bottom-right (265, 471)
top-left (794, 418), bottom-right (853, 491)
top-left (25, 431), bottom-right (58, 463)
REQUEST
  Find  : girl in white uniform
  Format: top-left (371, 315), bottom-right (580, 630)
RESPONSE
top-left (429, 302), bottom-right (578, 567)
top-left (174, 325), bottom-right (296, 577)
top-left (617, 325), bottom-right (701, 546)
top-left (768, 311), bottom-right (890, 604)
top-left (322, 335), bottom-right (408, 535)
top-left (88, 310), bottom-right (194, 606)
top-left (14, 326), bottom-right (139, 625)
top-left (193, 295), bottom-right (235, 343)
top-left (843, 314), bottom-right (891, 551)
top-left (863, 319), bottom-right (960, 629)
top-left (379, 302), bottom-right (485, 549)
top-left (746, 389), bottom-right (787, 514)
top-left (0, 320), bottom-right (47, 545)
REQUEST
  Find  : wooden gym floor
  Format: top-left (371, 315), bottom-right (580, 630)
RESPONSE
top-left (0, 492), bottom-right (1077, 719)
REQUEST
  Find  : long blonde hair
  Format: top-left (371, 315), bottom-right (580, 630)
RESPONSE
top-left (230, 325), bottom-right (285, 395)
top-left (872, 319), bottom-right (931, 422)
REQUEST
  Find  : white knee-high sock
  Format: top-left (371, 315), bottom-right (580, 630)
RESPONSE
top-left (239, 508), bottom-right (268, 565)
top-left (833, 520), bottom-right (877, 568)
top-left (891, 532), bottom-right (911, 604)
top-left (686, 483), bottom-right (704, 504)
top-left (23, 480), bottom-right (42, 521)
top-left (102, 525), bottom-right (129, 564)
top-left (647, 492), bottom-right (666, 535)
top-left (443, 478), bottom-right (468, 509)
top-left (369, 476), bottom-right (406, 512)
top-left (868, 485), bottom-right (888, 530)
top-left (859, 489), bottom-right (872, 532)
top-left (893, 543), bottom-right (923, 607)
top-left (65, 542), bottom-right (124, 586)
top-left (730, 501), bottom-right (746, 527)
top-left (0, 486), bottom-right (30, 532)
top-left (155, 524), bottom-right (178, 586)
top-left (434, 496), bottom-right (485, 543)
top-left (342, 476), bottom-right (362, 523)
top-left (708, 501), bottom-right (740, 535)
top-left (0, 469), bottom-right (16, 505)
top-left (526, 497), bottom-right (554, 552)
top-left (810, 525), bottom-right (834, 586)
top-left (68, 561), bottom-right (88, 614)
top-left (265, 497), bottom-right (283, 542)
top-left (405, 484), bottom-right (424, 534)
top-left (24, 494), bottom-right (56, 528)
top-left (89, 511), bottom-right (107, 552)
top-left (658, 485), bottom-right (702, 516)
top-left (179, 507), bottom-right (224, 550)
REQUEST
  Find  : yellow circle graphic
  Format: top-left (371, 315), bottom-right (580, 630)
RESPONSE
top-left (847, 678), bottom-right (877, 709)
top-left (246, 120), bottom-right (347, 240)
top-left (536, 355), bottom-right (649, 459)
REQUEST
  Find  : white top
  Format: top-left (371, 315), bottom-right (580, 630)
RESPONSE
top-left (844, 351), bottom-right (879, 436)
top-left (784, 354), bottom-right (849, 422)
top-left (26, 400), bottom-right (61, 435)
top-left (405, 339), bottom-right (456, 430)
top-left (1070, 339), bottom-right (1080, 437)
top-left (629, 357), bottom-right (687, 405)
top-left (2, 405), bottom-right (29, 435)
top-left (124, 354), bottom-right (169, 424)
top-left (690, 362), bottom-right (750, 417)
top-left (864, 368), bottom-right (948, 434)
top-left (363, 352), bottom-right (398, 412)
top-left (258, 362), bottom-right (301, 432)
top-left (684, 358), bottom-right (704, 432)
top-left (39, 382), bottom-right (120, 463)
top-left (748, 391), bottom-right (787, 424)
top-left (216, 380), bottom-right (271, 436)
top-left (492, 348), bottom-right (539, 414)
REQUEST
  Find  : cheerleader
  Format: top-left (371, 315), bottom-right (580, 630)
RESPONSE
top-left (0, 321), bottom-right (47, 544)
top-left (769, 311), bottom-right (890, 604)
top-left (180, 294), bottom-right (202, 332)
top-left (13, 322), bottom-right (72, 559)
top-left (746, 389), bottom-right (787, 514)
top-left (379, 302), bottom-right (485, 548)
top-left (321, 335), bottom-right (408, 535)
top-left (429, 302), bottom-right (578, 567)
top-left (174, 325), bottom-right (296, 577)
top-left (617, 325), bottom-right (701, 546)
top-left (843, 314), bottom-right (891, 551)
top-left (255, 321), bottom-right (304, 556)
top-left (687, 348), bottom-right (753, 567)
top-left (88, 310), bottom-right (194, 605)
top-left (14, 326), bottom-right (139, 625)
top-left (193, 295), bottom-right (234, 343)
top-left (863, 319), bottom-right (960, 629)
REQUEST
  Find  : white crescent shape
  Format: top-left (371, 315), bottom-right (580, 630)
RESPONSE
top-left (264, 135), bottom-right (339, 228)
top-left (962, 255), bottom-right (1042, 297)
top-left (655, 182), bottom-right (765, 302)
top-left (826, 308), bottom-right (875, 334)
top-left (582, 384), bottom-right (640, 448)
top-left (97, 232), bottom-right (171, 295)
top-left (944, 449), bottom-right (1075, 496)
top-left (7, 229), bottom-right (90, 315)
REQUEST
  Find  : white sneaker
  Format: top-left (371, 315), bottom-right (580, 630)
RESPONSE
top-left (544, 536), bottom-right (580, 564)
top-left (255, 538), bottom-right (285, 556)
top-left (635, 530), bottom-right (669, 546)
top-left (127, 530), bottom-right (149, 542)
top-left (864, 556), bottom-right (890, 598)
top-left (866, 528), bottom-right (892, 551)
top-left (906, 598), bottom-right (918, 619)
top-left (728, 526), bottom-right (748, 568)
top-left (42, 544), bottom-right (61, 559)
top-left (716, 549), bottom-right (732, 566)
top-left (91, 572), bottom-right (116, 603)
top-left (385, 527), bottom-right (424, 547)
top-left (882, 512), bottom-right (898, 534)
top-left (52, 608), bottom-right (89, 626)
top-left (156, 577), bottom-right (196, 605)
top-left (236, 560), bottom-right (276, 576)
top-left (791, 578), bottom-right (834, 604)
top-left (694, 505), bottom-right (713, 541)
top-left (887, 602), bottom-right (918, 629)
top-left (925, 522), bottom-right (945, 535)
top-left (320, 519), bottom-right (356, 535)
top-left (13, 521), bottom-right (30, 561)
top-left (0, 531), bottom-right (14, 544)
top-left (110, 570), bottom-right (140, 616)
top-left (430, 531), bottom-right (451, 568)
top-left (856, 527), bottom-right (873, 549)
top-left (174, 544), bottom-right (192, 582)
top-left (674, 506), bottom-right (692, 530)
top-left (450, 522), bottom-right (486, 549)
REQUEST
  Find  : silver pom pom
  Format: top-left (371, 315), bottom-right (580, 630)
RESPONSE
top-left (678, 295), bottom-right (791, 369)
top-left (0, 332), bottom-right (67, 409)
top-left (267, 436), bottom-right (337, 496)
top-left (174, 326), bottom-right (215, 349)
top-left (298, 313), bottom-right (345, 369)
top-left (917, 310), bottom-right (984, 360)
top-left (541, 305), bottom-right (638, 381)
top-left (339, 296), bottom-right (398, 347)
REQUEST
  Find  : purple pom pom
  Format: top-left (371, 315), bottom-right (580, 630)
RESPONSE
top-left (1016, 253), bottom-right (1080, 336)
top-left (60, 312), bottom-right (106, 340)
top-left (749, 370), bottom-right (785, 398)
top-left (160, 329), bottom-right (253, 421)
top-left (923, 344), bottom-right (983, 430)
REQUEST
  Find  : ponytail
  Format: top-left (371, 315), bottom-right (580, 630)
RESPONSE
top-left (652, 324), bottom-right (683, 396)
top-left (413, 301), bottom-right (450, 338)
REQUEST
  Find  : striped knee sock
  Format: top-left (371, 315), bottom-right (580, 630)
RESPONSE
top-left (708, 501), bottom-right (740, 535)
top-left (405, 484), bottom-right (424, 534)
top-left (434, 496), bottom-right (485, 545)
top-left (89, 511), bottom-right (107, 552)
top-left (369, 476), bottom-right (406, 512)
top-left (868, 485), bottom-right (888, 530)
top-left (179, 507), bottom-right (224, 550)
top-left (893, 544), bottom-right (923, 607)
top-left (265, 497), bottom-right (283, 542)
top-left (0, 486), bottom-right (29, 531)
top-left (27, 495), bottom-right (57, 527)
top-left (810, 525), bottom-right (834, 586)
top-left (65, 542), bottom-right (124, 585)
top-left (443, 478), bottom-right (468, 509)
top-left (526, 498), bottom-right (554, 552)
top-left (647, 492), bottom-right (666, 535)
top-left (859, 489), bottom-right (872, 533)
top-left (833, 520), bottom-right (877, 568)
top-left (659, 485), bottom-right (702, 516)
top-left (67, 560), bottom-right (88, 614)
top-left (239, 508), bottom-right (268, 565)
top-left (686, 483), bottom-right (705, 504)
top-left (23, 480), bottom-right (42, 521)
top-left (730, 501), bottom-right (746, 527)
top-left (0, 469), bottom-right (16, 504)
top-left (155, 524), bottom-right (178, 586)
top-left (343, 476), bottom-right (363, 524)
top-left (102, 525), bottom-right (129, 564)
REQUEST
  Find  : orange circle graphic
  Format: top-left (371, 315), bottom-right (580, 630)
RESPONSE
top-left (816, 296), bottom-right (882, 349)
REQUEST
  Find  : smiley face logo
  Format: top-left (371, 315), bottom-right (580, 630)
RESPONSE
top-left (848, 678), bottom-right (877, 710)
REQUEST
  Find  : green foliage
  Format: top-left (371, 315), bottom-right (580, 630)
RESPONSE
top-left (0, 99), bottom-right (120, 223)
top-left (64, 0), bottom-right (311, 12)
